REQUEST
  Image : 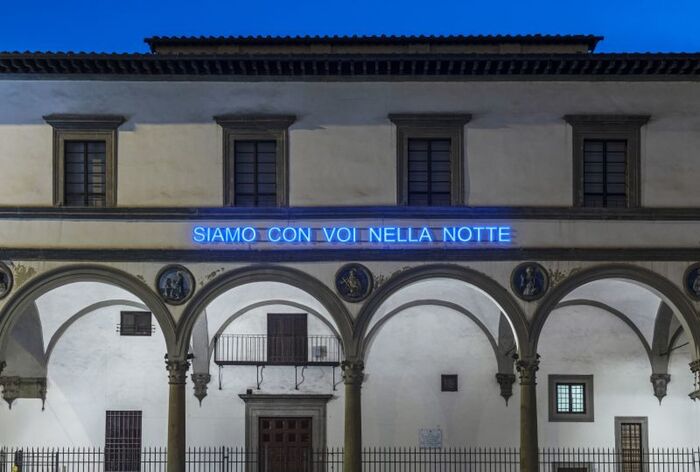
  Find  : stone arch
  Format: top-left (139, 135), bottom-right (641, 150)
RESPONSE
top-left (530, 264), bottom-right (700, 357)
top-left (359, 299), bottom-right (500, 363)
top-left (44, 299), bottom-right (149, 365)
top-left (207, 299), bottom-right (344, 363)
top-left (0, 264), bottom-right (177, 359)
top-left (354, 264), bottom-right (530, 357)
top-left (177, 265), bottom-right (354, 359)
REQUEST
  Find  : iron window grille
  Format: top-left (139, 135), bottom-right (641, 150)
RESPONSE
top-left (548, 374), bottom-right (594, 422)
top-left (63, 141), bottom-right (107, 207)
top-left (105, 410), bottom-right (142, 472)
top-left (556, 383), bottom-right (586, 414)
top-left (118, 312), bottom-right (153, 336)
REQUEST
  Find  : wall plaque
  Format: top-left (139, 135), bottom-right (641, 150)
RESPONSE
top-left (419, 428), bottom-right (443, 449)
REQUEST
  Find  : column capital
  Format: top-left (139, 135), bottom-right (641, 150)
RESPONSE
top-left (690, 359), bottom-right (700, 373)
top-left (515, 354), bottom-right (540, 385)
top-left (690, 359), bottom-right (700, 401)
top-left (496, 373), bottom-right (517, 404)
top-left (166, 358), bottom-right (191, 385)
top-left (191, 373), bottom-right (211, 405)
top-left (341, 359), bottom-right (365, 385)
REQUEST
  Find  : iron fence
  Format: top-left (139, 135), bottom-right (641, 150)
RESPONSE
top-left (1, 447), bottom-right (699, 472)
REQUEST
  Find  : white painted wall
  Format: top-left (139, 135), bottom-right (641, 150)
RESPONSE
top-left (538, 304), bottom-right (698, 447)
top-left (2, 276), bottom-right (696, 447)
top-left (0, 305), bottom-right (168, 446)
top-left (0, 80), bottom-right (699, 207)
top-left (363, 305), bottom-right (519, 447)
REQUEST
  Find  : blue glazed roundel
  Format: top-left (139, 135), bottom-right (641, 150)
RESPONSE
top-left (335, 263), bottom-right (373, 303)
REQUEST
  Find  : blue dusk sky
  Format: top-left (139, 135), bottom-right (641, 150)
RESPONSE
top-left (0, 0), bottom-right (698, 53)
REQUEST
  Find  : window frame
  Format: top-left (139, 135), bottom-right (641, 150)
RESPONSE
top-left (44, 114), bottom-right (125, 208)
top-left (565, 115), bottom-right (650, 209)
top-left (389, 113), bottom-right (471, 206)
top-left (215, 114), bottom-right (296, 207)
top-left (441, 374), bottom-right (458, 392)
top-left (119, 311), bottom-right (153, 337)
top-left (548, 374), bottom-right (594, 422)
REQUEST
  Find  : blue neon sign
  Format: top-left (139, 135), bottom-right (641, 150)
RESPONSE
top-left (192, 225), bottom-right (512, 246)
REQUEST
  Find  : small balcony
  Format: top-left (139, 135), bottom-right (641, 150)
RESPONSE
top-left (214, 334), bottom-right (342, 366)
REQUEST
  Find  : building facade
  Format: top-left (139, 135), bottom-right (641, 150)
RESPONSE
top-left (0, 34), bottom-right (699, 472)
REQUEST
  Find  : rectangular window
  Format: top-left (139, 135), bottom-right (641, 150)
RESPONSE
top-left (565, 115), bottom-right (649, 209)
top-left (389, 114), bottom-right (471, 206)
top-left (582, 139), bottom-right (627, 208)
top-left (119, 311), bottom-right (153, 336)
top-left (216, 114), bottom-right (295, 207)
top-left (64, 141), bottom-right (107, 207)
top-left (44, 114), bottom-right (124, 208)
top-left (105, 410), bottom-right (142, 472)
top-left (267, 313), bottom-right (308, 364)
top-left (234, 140), bottom-right (278, 207)
top-left (407, 138), bottom-right (452, 206)
top-left (556, 383), bottom-right (586, 414)
top-left (549, 374), bottom-right (594, 422)
top-left (441, 374), bottom-right (458, 392)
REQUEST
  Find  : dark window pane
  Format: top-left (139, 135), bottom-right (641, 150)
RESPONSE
top-left (583, 139), bottom-right (627, 208)
top-left (407, 138), bottom-right (452, 206)
top-left (63, 140), bottom-right (107, 207)
top-left (233, 140), bottom-right (278, 207)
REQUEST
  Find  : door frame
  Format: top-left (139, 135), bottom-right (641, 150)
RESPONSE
top-left (240, 394), bottom-right (334, 471)
top-left (614, 416), bottom-right (649, 472)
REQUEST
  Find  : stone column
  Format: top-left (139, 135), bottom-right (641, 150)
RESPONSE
top-left (342, 359), bottom-right (364, 472)
top-left (517, 355), bottom-right (540, 472)
top-left (166, 358), bottom-right (190, 472)
top-left (689, 359), bottom-right (700, 401)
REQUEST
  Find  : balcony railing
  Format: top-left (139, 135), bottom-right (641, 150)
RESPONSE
top-left (214, 334), bottom-right (342, 366)
top-left (2, 447), bottom-right (700, 472)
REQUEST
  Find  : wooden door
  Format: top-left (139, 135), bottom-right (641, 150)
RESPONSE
top-left (267, 314), bottom-right (307, 364)
top-left (259, 417), bottom-right (312, 472)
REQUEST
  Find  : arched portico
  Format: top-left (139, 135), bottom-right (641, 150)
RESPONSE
top-left (359, 299), bottom-right (500, 361)
top-left (355, 264), bottom-right (530, 355)
top-left (530, 263), bottom-right (700, 457)
top-left (0, 264), bottom-right (177, 360)
top-left (171, 265), bottom-right (354, 472)
top-left (530, 264), bottom-right (700, 357)
top-left (207, 299), bottom-right (344, 363)
top-left (44, 299), bottom-right (149, 365)
top-left (177, 265), bottom-right (354, 360)
top-left (350, 263), bottom-right (530, 472)
top-left (554, 299), bottom-right (654, 366)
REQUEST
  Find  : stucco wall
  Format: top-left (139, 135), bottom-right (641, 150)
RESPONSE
top-left (0, 80), bottom-right (699, 207)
